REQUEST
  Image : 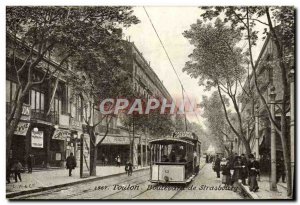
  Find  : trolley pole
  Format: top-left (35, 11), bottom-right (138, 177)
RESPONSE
top-left (181, 85), bottom-right (188, 131)
top-left (140, 136), bottom-right (144, 167)
top-left (269, 86), bottom-right (277, 191)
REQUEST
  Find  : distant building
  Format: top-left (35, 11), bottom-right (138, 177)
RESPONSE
top-left (95, 41), bottom-right (176, 167)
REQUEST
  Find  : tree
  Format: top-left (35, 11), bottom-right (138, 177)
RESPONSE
top-left (189, 122), bottom-right (209, 154)
top-left (201, 92), bottom-right (235, 155)
top-left (65, 38), bottom-right (139, 176)
top-left (200, 6), bottom-right (295, 197)
top-left (120, 96), bottom-right (176, 164)
top-left (6, 6), bottom-right (139, 171)
top-left (183, 18), bottom-right (252, 155)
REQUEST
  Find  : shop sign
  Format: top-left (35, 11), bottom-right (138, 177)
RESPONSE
top-left (70, 118), bottom-right (81, 129)
top-left (21, 105), bottom-right (30, 116)
top-left (14, 122), bottom-right (30, 136)
top-left (59, 114), bottom-right (70, 127)
top-left (13, 104), bottom-right (31, 121)
top-left (97, 135), bottom-right (130, 145)
top-left (55, 153), bottom-right (62, 161)
top-left (31, 131), bottom-right (43, 148)
top-left (52, 129), bottom-right (71, 140)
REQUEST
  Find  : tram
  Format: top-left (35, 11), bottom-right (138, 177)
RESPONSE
top-left (149, 132), bottom-right (201, 184)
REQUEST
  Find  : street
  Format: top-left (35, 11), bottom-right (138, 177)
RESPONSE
top-left (13, 164), bottom-right (244, 200)
top-left (6, 6), bottom-right (295, 200)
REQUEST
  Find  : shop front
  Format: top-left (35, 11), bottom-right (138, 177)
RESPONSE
top-left (96, 135), bottom-right (131, 166)
top-left (28, 123), bottom-right (54, 168)
top-left (50, 128), bottom-right (72, 167)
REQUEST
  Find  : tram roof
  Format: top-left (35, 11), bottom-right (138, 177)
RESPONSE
top-left (149, 138), bottom-right (194, 146)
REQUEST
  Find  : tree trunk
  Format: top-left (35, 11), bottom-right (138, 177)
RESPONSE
top-left (6, 95), bottom-right (26, 165)
top-left (265, 7), bottom-right (292, 196)
top-left (88, 126), bottom-right (97, 176)
top-left (217, 84), bottom-right (251, 156)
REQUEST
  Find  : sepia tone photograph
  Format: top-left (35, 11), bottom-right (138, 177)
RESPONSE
top-left (5, 5), bottom-right (295, 200)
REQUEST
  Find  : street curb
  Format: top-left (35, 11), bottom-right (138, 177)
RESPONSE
top-left (7, 167), bottom-right (149, 199)
top-left (237, 182), bottom-right (259, 199)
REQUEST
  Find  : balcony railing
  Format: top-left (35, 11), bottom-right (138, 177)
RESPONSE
top-left (31, 109), bottom-right (59, 124)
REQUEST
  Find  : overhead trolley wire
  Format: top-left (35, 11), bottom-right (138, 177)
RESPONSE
top-left (143, 7), bottom-right (201, 125)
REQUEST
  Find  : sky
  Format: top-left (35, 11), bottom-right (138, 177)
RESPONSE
top-left (124, 6), bottom-right (266, 127)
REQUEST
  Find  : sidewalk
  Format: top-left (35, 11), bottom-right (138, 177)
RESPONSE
top-left (239, 175), bottom-right (289, 199)
top-left (6, 165), bottom-right (149, 198)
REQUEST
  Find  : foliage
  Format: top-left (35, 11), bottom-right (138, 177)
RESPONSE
top-left (183, 18), bottom-right (246, 90)
top-left (120, 96), bottom-right (176, 138)
top-left (200, 91), bottom-right (235, 153)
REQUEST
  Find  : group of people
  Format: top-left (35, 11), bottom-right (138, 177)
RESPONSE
top-left (206, 154), bottom-right (215, 163)
top-left (6, 154), bottom-right (34, 184)
top-left (213, 153), bottom-right (260, 192)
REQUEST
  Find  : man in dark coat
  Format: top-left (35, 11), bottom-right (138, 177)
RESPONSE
top-left (66, 153), bottom-right (76, 176)
top-left (233, 156), bottom-right (243, 183)
top-left (27, 154), bottom-right (33, 173)
top-left (276, 156), bottom-right (286, 183)
top-left (240, 154), bottom-right (248, 185)
top-left (12, 159), bottom-right (23, 182)
top-left (248, 154), bottom-right (259, 192)
top-left (214, 155), bottom-right (221, 178)
top-left (222, 158), bottom-right (232, 185)
top-left (125, 161), bottom-right (133, 176)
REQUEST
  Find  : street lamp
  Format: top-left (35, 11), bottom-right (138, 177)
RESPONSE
top-left (289, 68), bottom-right (295, 197)
top-left (269, 86), bottom-right (277, 191)
top-left (33, 127), bottom-right (39, 132)
top-left (255, 104), bottom-right (260, 161)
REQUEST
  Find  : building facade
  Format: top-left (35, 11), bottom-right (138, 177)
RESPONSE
top-left (7, 35), bottom-right (176, 169)
top-left (240, 33), bottom-right (292, 174)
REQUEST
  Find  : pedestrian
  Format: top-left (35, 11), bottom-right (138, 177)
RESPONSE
top-left (6, 160), bottom-right (12, 184)
top-left (101, 154), bottom-right (105, 166)
top-left (233, 156), bottom-right (243, 182)
top-left (138, 154), bottom-right (141, 166)
top-left (169, 149), bottom-right (176, 162)
top-left (206, 154), bottom-right (209, 163)
top-left (104, 156), bottom-right (108, 166)
top-left (248, 154), bottom-right (259, 192)
top-left (27, 154), bottom-right (33, 173)
top-left (125, 161), bottom-right (133, 176)
top-left (214, 155), bottom-right (221, 178)
top-left (115, 155), bottom-right (121, 167)
top-left (222, 158), bottom-right (232, 186)
top-left (11, 159), bottom-right (23, 182)
top-left (66, 153), bottom-right (76, 176)
top-left (276, 156), bottom-right (286, 183)
top-left (240, 154), bottom-right (248, 185)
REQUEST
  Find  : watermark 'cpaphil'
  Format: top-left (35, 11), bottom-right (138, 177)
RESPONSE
top-left (98, 97), bottom-right (200, 115)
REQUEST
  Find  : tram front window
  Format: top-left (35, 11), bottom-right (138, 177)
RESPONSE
top-left (151, 142), bottom-right (188, 164)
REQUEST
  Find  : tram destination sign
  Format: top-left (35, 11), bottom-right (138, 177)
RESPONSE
top-left (173, 131), bottom-right (195, 139)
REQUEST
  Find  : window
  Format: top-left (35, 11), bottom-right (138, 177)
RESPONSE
top-left (6, 80), bottom-right (11, 102)
top-left (36, 92), bottom-right (40, 110)
top-left (30, 90), bottom-right (45, 112)
top-left (40, 93), bottom-right (44, 111)
top-left (31, 90), bottom-right (35, 109)
top-left (6, 80), bottom-right (18, 103)
top-left (70, 95), bottom-right (83, 122)
top-left (269, 67), bottom-right (274, 84)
